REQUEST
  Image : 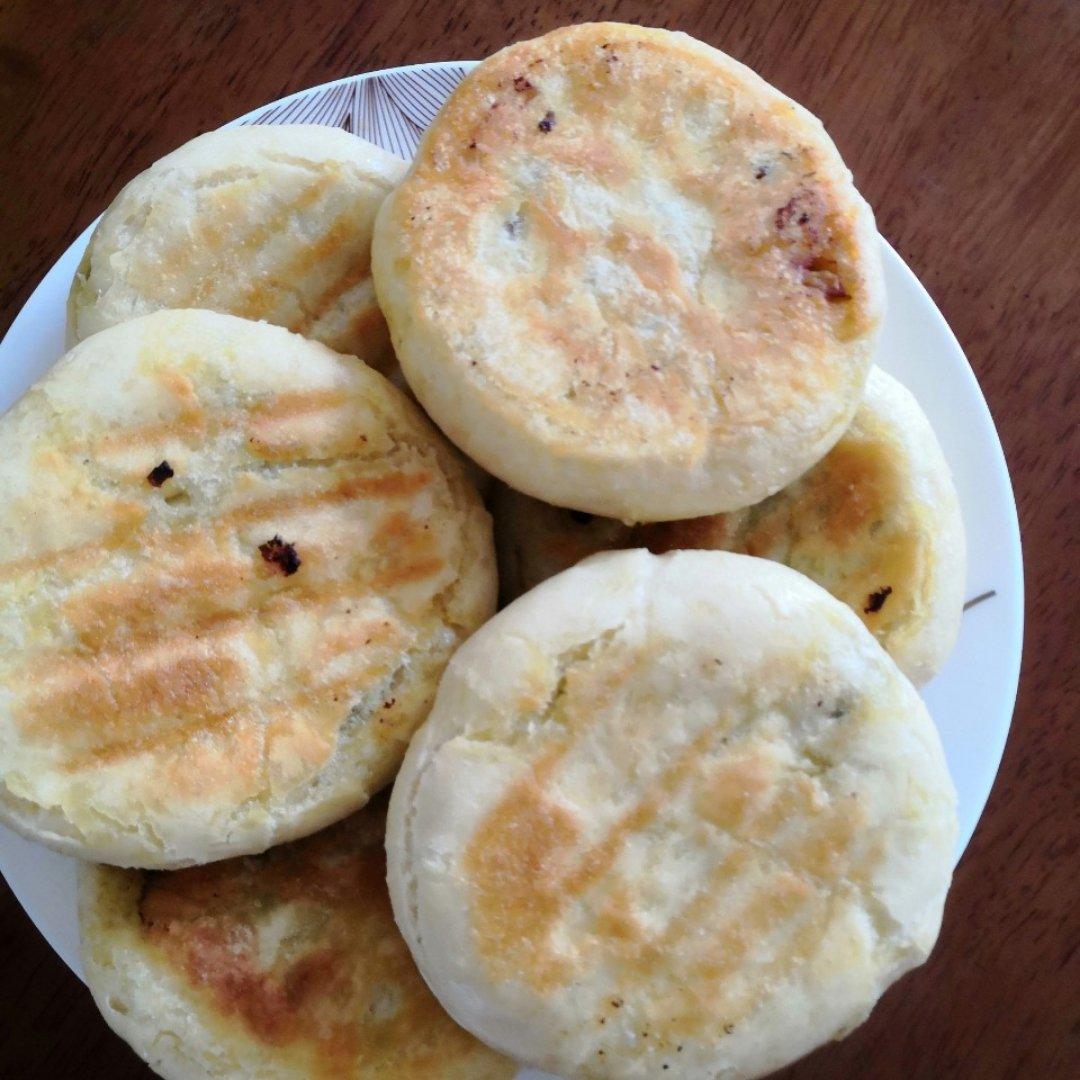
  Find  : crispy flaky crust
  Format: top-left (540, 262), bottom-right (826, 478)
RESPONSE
top-left (494, 368), bottom-right (966, 685)
top-left (0, 309), bottom-right (495, 868)
top-left (387, 549), bottom-right (957, 1080)
top-left (78, 799), bottom-right (515, 1079)
top-left (373, 23), bottom-right (884, 521)
top-left (68, 124), bottom-right (407, 373)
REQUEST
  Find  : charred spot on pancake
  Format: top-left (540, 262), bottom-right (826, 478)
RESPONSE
top-left (146, 460), bottom-right (174, 487)
top-left (569, 510), bottom-right (595, 525)
top-left (259, 535), bottom-right (301, 576)
top-left (775, 192), bottom-right (819, 239)
top-left (775, 190), bottom-right (852, 301)
top-left (754, 164), bottom-right (769, 180)
top-left (538, 110), bottom-right (556, 133)
top-left (864, 585), bottom-right (893, 614)
top-left (800, 254), bottom-right (851, 301)
top-left (513, 75), bottom-right (535, 95)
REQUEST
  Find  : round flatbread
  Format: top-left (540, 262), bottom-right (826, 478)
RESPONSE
top-left (494, 368), bottom-right (965, 684)
top-left (79, 797), bottom-right (515, 1079)
top-left (68, 124), bottom-right (406, 373)
top-left (0, 309), bottom-right (495, 868)
top-left (387, 549), bottom-right (957, 1080)
top-left (373, 23), bottom-right (883, 521)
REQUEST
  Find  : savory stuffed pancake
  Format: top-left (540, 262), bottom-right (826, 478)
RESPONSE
top-left (387, 550), bottom-right (957, 1080)
top-left (373, 23), bottom-right (884, 521)
top-left (493, 368), bottom-right (965, 685)
top-left (79, 798), bottom-right (515, 1079)
top-left (0, 309), bottom-right (495, 867)
top-left (68, 124), bottom-right (406, 373)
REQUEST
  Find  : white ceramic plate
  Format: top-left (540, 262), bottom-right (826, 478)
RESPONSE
top-left (0, 61), bottom-right (1022, 1051)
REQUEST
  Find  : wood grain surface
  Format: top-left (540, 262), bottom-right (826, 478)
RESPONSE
top-left (1, 1), bottom-right (1076, 1077)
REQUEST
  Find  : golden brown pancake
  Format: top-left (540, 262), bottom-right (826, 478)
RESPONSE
top-left (79, 797), bottom-right (515, 1079)
top-left (373, 23), bottom-right (883, 520)
top-left (387, 550), bottom-right (957, 1079)
top-left (0, 309), bottom-right (495, 867)
top-left (68, 124), bottom-right (406, 374)
top-left (493, 368), bottom-right (965, 684)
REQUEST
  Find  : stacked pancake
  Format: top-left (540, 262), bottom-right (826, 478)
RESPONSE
top-left (2, 21), bottom-right (965, 1080)
top-left (81, 797), bottom-right (512, 1078)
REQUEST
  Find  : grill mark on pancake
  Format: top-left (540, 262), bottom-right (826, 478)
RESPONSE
top-left (359, 509), bottom-right (450, 590)
top-left (91, 388), bottom-right (353, 453)
top-left (236, 213), bottom-right (370, 330)
top-left (647, 867), bottom-right (826, 1035)
top-left (5, 470), bottom-right (447, 771)
top-left (467, 679), bottom-right (870, 1041)
top-left (587, 759), bottom-right (865, 1040)
top-left (559, 727), bottom-right (715, 899)
top-left (462, 747), bottom-right (578, 985)
top-left (0, 467), bottom-right (434, 585)
top-left (23, 640), bottom-right (246, 751)
top-left (291, 218), bottom-right (375, 332)
top-left (39, 586), bottom-right (405, 696)
top-left (225, 469), bottom-right (433, 525)
top-left (622, 756), bottom-right (868, 1036)
top-left (296, 268), bottom-right (367, 332)
top-left (188, 173), bottom-right (337, 312)
top-left (51, 637), bottom-right (406, 771)
top-left (465, 728), bottom-right (714, 987)
top-left (372, 554), bottom-right (448, 587)
top-left (17, 578), bottom-right (413, 761)
top-left (73, 674), bottom-right (338, 770)
top-left (60, 550), bottom-right (400, 651)
top-left (0, 516), bottom-right (145, 584)
top-left (62, 555), bottom-right (252, 648)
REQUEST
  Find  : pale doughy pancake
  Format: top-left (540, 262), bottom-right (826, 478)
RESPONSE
top-left (494, 368), bottom-right (965, 684)
top-left (373, 23), bottom-right (883, 521)
top-left (0, 310), bottom-right (495, 868)
top-left (387, 550), bottom-right (957, 1080)
top-left (69, 124), bottom-right (406, 373)
top-left (79, 798), bottom-right (515, 1079)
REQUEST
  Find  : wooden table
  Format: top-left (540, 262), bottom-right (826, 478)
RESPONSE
top-left (1, 1), bottom-right (1076, 1076)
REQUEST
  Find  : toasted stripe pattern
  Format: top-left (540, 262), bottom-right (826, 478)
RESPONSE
top-left (67, 125), bottom-right (408, 374)
top-left (0, 310), bottom-right (495, 868)
top-left (387, 550), bottom-right (957, 1079)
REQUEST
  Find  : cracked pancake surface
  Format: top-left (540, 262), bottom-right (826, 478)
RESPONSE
top-left (494, 368), bottom-right (966, 684)
top-left (68, 124), bottom-right (406, 374)
top-left (0, 309), bottom-right (495, 867)
top-left (78, 797), bottom-right (515, 1079)
top-left (373, 23), bottom-right (884, 520)
top-left (387, 549), bottom-right (956, 1079)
